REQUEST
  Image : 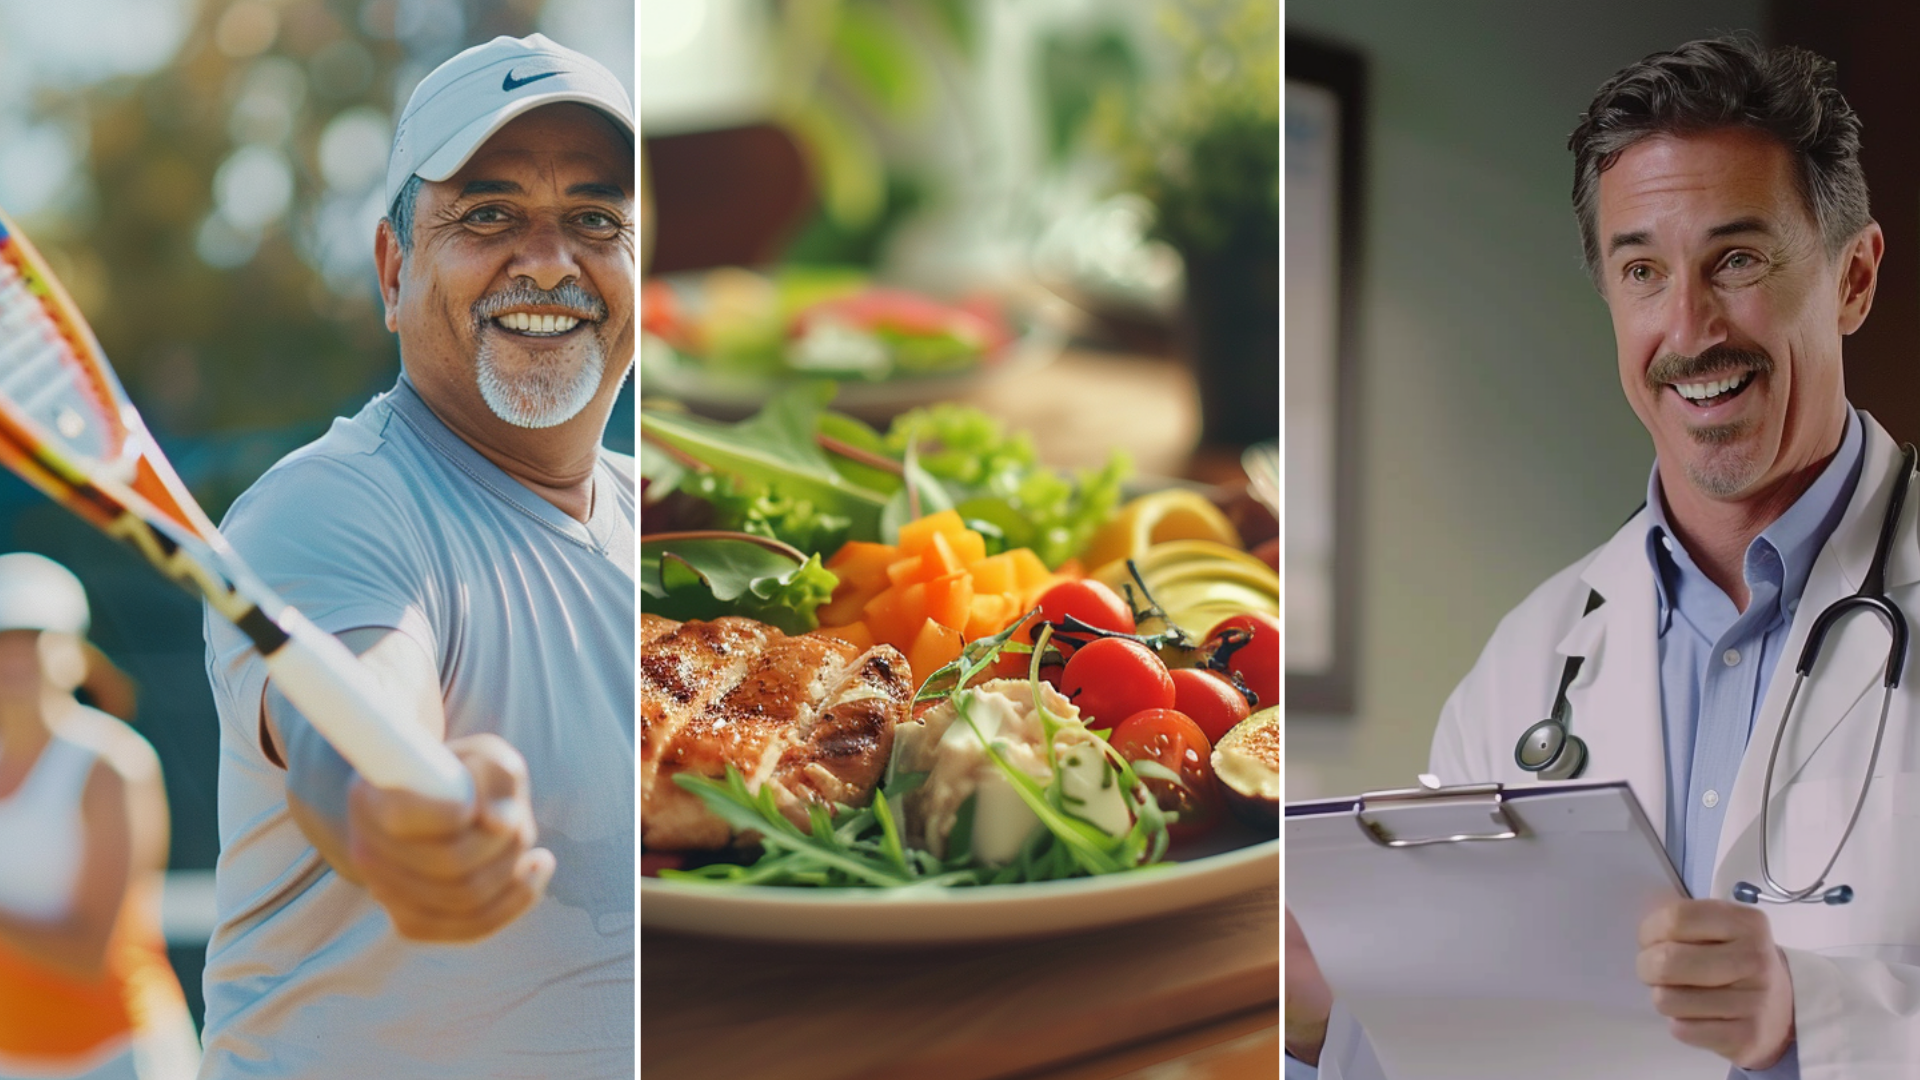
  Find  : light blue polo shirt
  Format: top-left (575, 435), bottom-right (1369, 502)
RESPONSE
top-left (200, 377), bottom-right (634, 1079)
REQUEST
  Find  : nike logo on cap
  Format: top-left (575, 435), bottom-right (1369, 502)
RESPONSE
top-left (502, 69), bottom-right (566, 92)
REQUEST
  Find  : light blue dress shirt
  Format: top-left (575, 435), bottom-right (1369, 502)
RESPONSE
top-left (1637, 407), bottom-right (1864, 1080)
top-left (1285, 410), bottom-right (1865, 1080)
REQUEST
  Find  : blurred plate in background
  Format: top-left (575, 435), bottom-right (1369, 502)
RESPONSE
top-left (639, 267), bottom-right (1068, 422)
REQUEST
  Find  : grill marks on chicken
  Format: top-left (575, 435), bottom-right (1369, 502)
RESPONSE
top-left (640, 614), bottom-right (913, 851)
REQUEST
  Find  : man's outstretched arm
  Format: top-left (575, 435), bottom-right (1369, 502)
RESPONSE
top-left (266, 626), bottom-right (554, 941)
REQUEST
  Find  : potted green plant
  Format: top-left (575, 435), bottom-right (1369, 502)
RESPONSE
top-left (1118, 0), bottom-right (1279, 448)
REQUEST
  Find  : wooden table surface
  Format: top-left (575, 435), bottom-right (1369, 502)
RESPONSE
top-left (640, 882), bottom-right (1280, 1080)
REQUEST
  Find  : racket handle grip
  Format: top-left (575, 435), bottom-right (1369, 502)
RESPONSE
top-left (263, 608), bottom-right (474, 804)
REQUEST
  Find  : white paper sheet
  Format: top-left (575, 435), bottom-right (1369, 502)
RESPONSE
top-left (1286, 782), bottom-right (1729, 1080)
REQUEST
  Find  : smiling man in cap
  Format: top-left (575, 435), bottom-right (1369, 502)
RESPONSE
top-left (199, 34), bottom-right (635, 1077)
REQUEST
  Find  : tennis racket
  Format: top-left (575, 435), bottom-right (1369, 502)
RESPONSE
top-left (0, 207), bottom-right (469, 802)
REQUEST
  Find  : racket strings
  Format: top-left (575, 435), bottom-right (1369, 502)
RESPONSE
top-left (0, 251), bottom-right (119, 461)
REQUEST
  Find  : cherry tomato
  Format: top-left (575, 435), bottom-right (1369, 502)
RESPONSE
top-left (1169, 667), bottom-right (1252, 743)
top-left (1207, 612), bottom-right (1280, 709)
top-left (993, 579), bottom-right (1137, 676)
top-left (1059, 637), bottom-right (1173, 729)
top-left (1108, 708), bottom-right (1222, 837)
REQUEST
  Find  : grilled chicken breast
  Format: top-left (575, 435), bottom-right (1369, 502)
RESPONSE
top-left (640, 613), bottom-right (914, 851)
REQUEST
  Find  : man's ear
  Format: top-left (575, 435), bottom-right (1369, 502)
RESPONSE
top-left (1837, 221), bottom-right (1885, 336)
top-left (374, 218), bottom-right (403, 334)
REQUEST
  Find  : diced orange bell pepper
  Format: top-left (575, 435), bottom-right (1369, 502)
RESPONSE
top-left (906, 619), bottom-right (966, 689)
top-left (946, 528), bottom-right (988, 567)
top-left (864, 582), bottom-right (929, 654)
top-left (884, 553), bottom-right (928, 589)
top-left (1005, 548), bottom-right (1051, 591)
top-left (922, 570), bottom-right (974, 634)
top-left (963, 593), bottom-right (1013, 640)
top-left (967, 552), bottom-right (1020, 595)
top-left (816, 587), bottom-right (874, 629)
top-left (826, 541), bottom-right (899, 593)
top-left (896, 509), bottom-right (967, 558)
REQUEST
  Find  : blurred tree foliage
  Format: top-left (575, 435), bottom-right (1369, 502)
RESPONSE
top-left (28, 0), bottom-right (552, 442)
top-left (760, 0), bottom-right (977, 266)
top-left (1098, 0), bottom-right (1279, 258)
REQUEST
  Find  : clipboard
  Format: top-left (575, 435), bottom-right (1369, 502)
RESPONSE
top-left (1287, 779), bottom-right (1727, 1080)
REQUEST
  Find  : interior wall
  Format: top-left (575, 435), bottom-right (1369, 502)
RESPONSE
top-left (1769, 0), bottom-right (1920, 447)
top-left (1284, 1), bottom-right (1768, 798)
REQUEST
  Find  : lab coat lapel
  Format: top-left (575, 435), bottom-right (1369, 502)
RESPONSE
top-left (1562, 516), bottom-right (1670, 843)
top-left (1713, 416), bottom-right (1918, 879)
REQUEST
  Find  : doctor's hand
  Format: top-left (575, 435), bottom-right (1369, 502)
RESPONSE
top-left (1285, 906), bottom-right (1334, 1065)
top-left (1636, 899), bottom-right (1795, 1070)
top-left (346, 733), bottom-right (557, 942)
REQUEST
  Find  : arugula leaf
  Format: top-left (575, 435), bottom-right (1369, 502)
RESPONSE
top-left (652, 613), bottom-right (1174, 889)
top-left (640, 382), bottom-right (890, 534)
top-left (640, 533), bottom-right (839, 634)
top-left (662, 767), bottom-right (977, 888)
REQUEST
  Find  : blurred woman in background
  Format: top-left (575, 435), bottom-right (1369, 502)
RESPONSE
top-left (0, 554), bottom-right (197, 1080)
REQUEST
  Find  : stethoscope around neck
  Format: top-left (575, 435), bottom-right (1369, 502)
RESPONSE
top-left (1513, 443), bottom-right (1918, 907)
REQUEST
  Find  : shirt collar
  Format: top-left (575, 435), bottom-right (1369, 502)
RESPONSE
top-left (1642, 407), bottom-right (1865, 632)
top-left (382, 374), bottom-right (625, 553)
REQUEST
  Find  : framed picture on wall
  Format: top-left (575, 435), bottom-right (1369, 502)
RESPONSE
top-left (1284, 33), bottom-right (1364, 716)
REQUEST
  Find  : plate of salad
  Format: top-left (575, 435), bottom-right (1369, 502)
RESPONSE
top-left (639, 384), bottom-right (1280, 944)
top-left (639, 266), bottom-right (1063, 423)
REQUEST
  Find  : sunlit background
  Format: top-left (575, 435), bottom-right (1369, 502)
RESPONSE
top-left (638, 0), bottom-right (1277, 463)
top-left (0, 0), bottom-right (632, 1028)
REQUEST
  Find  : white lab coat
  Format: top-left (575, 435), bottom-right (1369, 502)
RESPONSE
top-left (1323, 415), bottom-right (1920, 1080)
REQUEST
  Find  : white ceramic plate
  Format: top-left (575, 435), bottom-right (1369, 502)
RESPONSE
top-left (641, 832), bottom-right (1278, 945)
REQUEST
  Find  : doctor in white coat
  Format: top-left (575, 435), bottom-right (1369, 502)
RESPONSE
top-left (1288, 36), bottom-right (1920, 1080)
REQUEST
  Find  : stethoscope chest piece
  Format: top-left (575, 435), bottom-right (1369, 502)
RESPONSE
top-left (1515, 716), bottom-right (1588, 780)
top-left (1516, 602), bottom-right (1600, 782)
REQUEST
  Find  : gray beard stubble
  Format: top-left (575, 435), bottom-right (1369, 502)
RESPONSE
top-left (471, 281), bottom-right (610, 429)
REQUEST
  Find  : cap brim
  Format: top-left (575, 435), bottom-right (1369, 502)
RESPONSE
top-left (415, 91), bottom-right (637, 186)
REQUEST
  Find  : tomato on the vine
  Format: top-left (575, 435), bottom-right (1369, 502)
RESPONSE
top-left (995, 579), bottom-right (1138, 677)
top-left (1108, 708), bottom-right (1222, 838)
top-left (1207, 612), bottom-right (1280, 709)
top-left (1058, 637), bottom-right (1173, 729)
top-left (1169, 667), bottom-right (1251, 743)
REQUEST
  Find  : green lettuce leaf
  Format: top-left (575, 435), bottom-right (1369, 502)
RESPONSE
top-left (639, 383), bottom-right (890, 535)
top-left (641, 534), bottom-right (840, 634)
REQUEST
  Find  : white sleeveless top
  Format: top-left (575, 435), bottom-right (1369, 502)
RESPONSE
top-left (0, 732), bottom-right (91, 921)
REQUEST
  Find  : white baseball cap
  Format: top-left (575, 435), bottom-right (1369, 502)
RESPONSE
top-left (385, 34), bottom-right (635, 209)
top-left (0, 553), bottom-right (89, 635)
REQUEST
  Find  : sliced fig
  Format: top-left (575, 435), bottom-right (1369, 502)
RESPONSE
top-left (1211, 706), bottom-right (1279, 831)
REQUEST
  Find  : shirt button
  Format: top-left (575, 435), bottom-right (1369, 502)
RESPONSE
top-left (1703, 789), bottom-right (1720, 808)
top-left (1723, 649), bottom-right (1741, 666)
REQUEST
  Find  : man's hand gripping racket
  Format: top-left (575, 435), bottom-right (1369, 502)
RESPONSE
top-left (0, 208), bottom-right (470, 803)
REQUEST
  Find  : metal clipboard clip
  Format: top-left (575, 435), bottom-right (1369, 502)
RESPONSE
top-left (1353, 780), bottom-right (1523, 849)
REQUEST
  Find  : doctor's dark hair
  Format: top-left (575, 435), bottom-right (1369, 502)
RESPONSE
top-left (1568, 34), bottom-right (1871, 287)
